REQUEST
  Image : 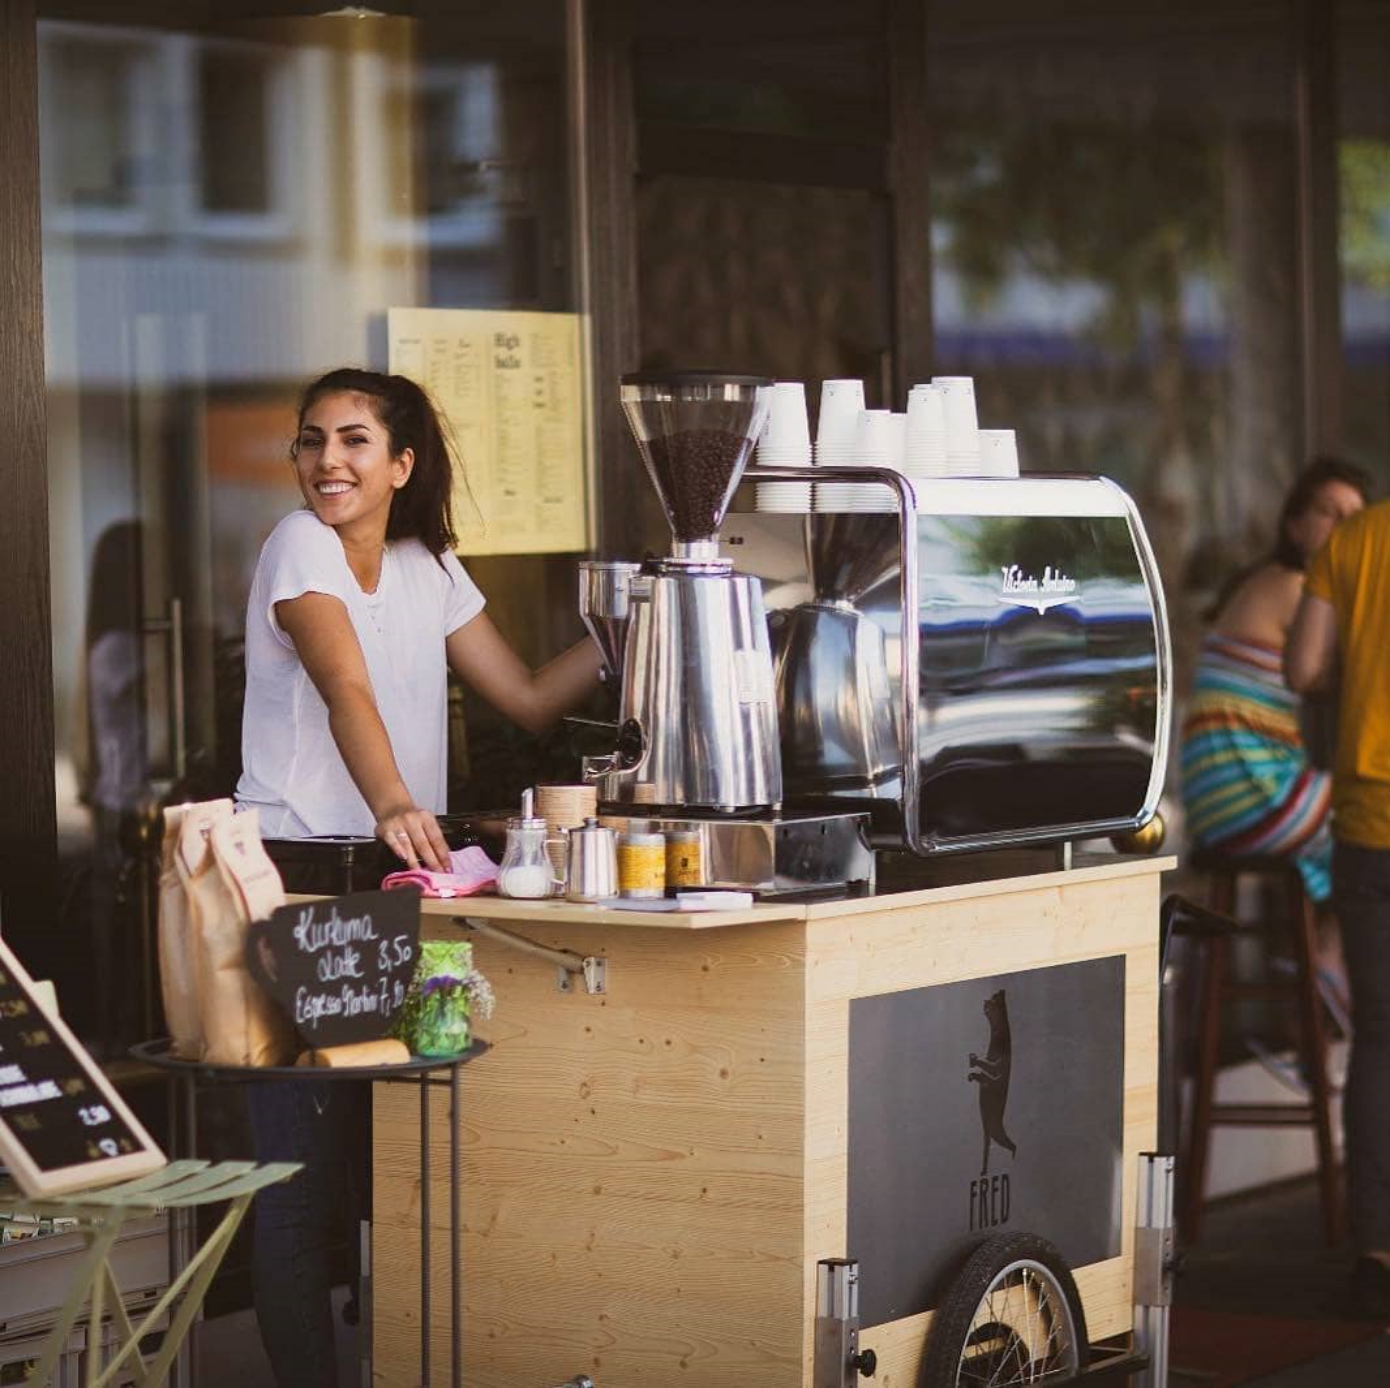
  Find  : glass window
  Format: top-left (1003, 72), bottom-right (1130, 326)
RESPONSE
top-left (927, 1), bottom-right (1303, 688)
top-left (1337, 4), bottom-right (1390, 483)
top-left (198, 44), bottom-right (277, 216)
top-left (38, 1), bottom-right (578, 1050)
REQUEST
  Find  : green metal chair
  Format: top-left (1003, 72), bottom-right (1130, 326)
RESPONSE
top-left (1, 1158), bottom-right (300, 1387)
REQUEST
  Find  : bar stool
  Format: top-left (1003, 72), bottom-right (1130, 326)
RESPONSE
top-left (1180, 848), bottom-right (1343, 1245)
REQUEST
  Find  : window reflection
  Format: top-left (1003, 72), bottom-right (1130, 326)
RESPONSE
top-left (42, 27), bottom-right (161, 229)
top-left (927, 4), bottom-right (1301, 690)
top-left (39, 1), bottom-right (572, 1050)
top-left (1338, 11), bottom-right (1390, 481)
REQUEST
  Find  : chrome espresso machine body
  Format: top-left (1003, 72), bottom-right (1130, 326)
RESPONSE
top-left (725, 469), bottom-right (1172, 855)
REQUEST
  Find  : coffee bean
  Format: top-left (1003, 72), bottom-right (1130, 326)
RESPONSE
top-left (644, 428), bottom-right (753, 542)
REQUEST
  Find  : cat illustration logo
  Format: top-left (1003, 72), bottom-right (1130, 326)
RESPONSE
top-left (967, 989), bottom-right (1018, 1174)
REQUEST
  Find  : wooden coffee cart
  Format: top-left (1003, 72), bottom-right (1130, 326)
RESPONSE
top-left (369, 846), bottom-right (1174, 1388)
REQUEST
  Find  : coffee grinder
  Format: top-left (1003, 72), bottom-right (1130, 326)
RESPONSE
top-left (580, 371), bottom-right (780, 813)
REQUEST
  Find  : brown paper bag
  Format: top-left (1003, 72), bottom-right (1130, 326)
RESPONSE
top-left (158, 799), bottom-right (232, 1058)
top-left (185, 807), bottom-right (295, 1067)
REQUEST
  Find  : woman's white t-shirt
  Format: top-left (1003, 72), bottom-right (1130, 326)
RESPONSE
top-left (236, 509), bottom-right (485, 837)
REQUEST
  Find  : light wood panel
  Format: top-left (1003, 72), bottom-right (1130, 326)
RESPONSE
top-left (375, 916), bottom-right (811, 1387)
top-left (373, 859), bottom-right (1165, 1387)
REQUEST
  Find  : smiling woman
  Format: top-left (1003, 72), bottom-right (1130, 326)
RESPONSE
top-left (237, 366), bottom-right (600, 871)
top-left (234, 365), bottom-right (602, 1388)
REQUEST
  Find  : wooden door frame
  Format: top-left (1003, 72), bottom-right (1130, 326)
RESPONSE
top-left (1294, 0), bottom-right (1344, 457)
top-left (0, 0), bottom-right (59, 969)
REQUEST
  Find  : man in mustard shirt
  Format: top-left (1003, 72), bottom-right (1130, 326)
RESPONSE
top-left (1287, 499), bottom-right (1390, 1318)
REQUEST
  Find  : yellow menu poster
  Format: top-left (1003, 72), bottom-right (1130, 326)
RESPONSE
top-left (388, 308), bottom-right (589, 555)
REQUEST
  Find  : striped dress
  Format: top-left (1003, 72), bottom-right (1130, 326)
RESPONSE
top-left (1180, 632), bottom-right (1332, 903)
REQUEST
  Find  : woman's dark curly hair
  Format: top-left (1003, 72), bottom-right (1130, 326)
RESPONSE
top-left (1269, 454), bottom-right (1374, 570)
top-left (291, 367), bottom-right (459, 557)
top-left (1204, 454), bottom-right (1375, 620)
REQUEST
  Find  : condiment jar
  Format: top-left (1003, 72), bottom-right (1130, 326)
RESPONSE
top-left (498, 790), bottom-right (565, 899)
top-left (617, 824), bottom-right (666, 899)
top-left (565, 817), bottom-right (618, 902)
top-left (665, 827), bottom-right (704, 889)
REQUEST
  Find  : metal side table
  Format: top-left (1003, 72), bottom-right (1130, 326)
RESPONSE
top-left (130, 1039), bottom-right (487, 1388)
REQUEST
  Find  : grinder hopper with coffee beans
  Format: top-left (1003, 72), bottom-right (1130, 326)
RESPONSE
top-left (577, 371), bottom-right (875, 897)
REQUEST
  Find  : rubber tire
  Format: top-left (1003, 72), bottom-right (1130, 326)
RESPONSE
top-left (920, 1232), bottom-right (1090, 1387)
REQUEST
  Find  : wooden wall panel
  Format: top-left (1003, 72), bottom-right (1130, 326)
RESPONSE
top-left (374, 916), bottom-right (810, 1387)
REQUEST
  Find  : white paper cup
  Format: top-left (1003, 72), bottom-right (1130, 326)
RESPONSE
top-left (977, 429), bottom-right (1021, 479)
top-left (905, 383), bottom-right (948, 475)
top-left (933, 375), bottom-right (980, 469)
top-left (816, 379), bottom-right (866, 462)
top-left (815, 480), bottom-right (897, 513)
top-left (853, 409), bottom-right (894, 467)
top-left (758, 381), bottom-right (812, 466)
top-left (887, 413), bottom-right (908, 472)
top-left (756, 480), bottom-right (813, 512)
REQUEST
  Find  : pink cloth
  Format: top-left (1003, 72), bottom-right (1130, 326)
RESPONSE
top-left (382, 845), bottom-right (499, 898)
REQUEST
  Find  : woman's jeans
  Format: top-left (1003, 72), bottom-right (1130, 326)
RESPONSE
top-left (1333, 840), bottom-right (1390, 1254)
top-left (248, 1082), bottom-right (370, 1388)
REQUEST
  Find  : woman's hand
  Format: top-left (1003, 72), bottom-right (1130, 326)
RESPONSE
top-left (375, 804), bottom-right (451, 873)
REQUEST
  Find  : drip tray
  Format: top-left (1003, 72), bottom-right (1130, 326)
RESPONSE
top-left (597, 810), bottom-right (875, 896)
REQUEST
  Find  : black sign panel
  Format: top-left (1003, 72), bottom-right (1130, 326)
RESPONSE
top-left (847, 956), bottom-right (1125, 1327)
top-left (0, 938), bottom-right (163, 1195)
top-left (248, 889), bottom-right (421, 1050)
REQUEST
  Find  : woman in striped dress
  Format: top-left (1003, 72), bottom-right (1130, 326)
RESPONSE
top-left (1182, 458), bottom-right (1371, 906)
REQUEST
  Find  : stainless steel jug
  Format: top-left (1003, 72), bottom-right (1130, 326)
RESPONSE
top-left (565, 817), bottom-right (618, 902)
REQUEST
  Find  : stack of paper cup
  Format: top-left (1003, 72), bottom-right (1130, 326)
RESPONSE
top-left (887, 413), bottom-right (907, 471)
top-left (755, 381), bottom-right (813, 513)
top-left (815, 379), bottom-right (866, 514)
top-left (814, 379), bottom-right (865, 466)
top-left (536, 783), bottom-right (597, 886)
top-left (853, 409), bottom-right (893, 466)
top-left (818, 403), bottom-right (901, 512)
top-left (904, 383), bottom-right (949, 477)
top-left (933, 375), bottom-right (981, 472)
top-left (977, 429), bottom-right (1021, 479)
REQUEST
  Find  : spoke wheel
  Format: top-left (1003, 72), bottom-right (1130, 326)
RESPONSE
top-left (921, 1233), bottom-right (1089, 1388)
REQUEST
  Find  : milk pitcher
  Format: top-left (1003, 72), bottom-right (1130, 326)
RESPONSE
top-left (565, 817), bottom-right (618, 902)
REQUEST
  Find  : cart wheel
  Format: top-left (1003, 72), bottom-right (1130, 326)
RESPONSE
top-left (920, 1232), bottom-right (1089, 1387)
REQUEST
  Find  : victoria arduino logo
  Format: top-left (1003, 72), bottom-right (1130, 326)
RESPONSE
top-left (998, 563), bottom-right (1077, 614)
top-left (967, 989), bottom-right (1017, 1232)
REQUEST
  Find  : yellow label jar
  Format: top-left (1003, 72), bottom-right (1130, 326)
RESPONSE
top-left (617, 827), bottom-right (667, 899)
top-left (665, 828), bottom-right (704, 889)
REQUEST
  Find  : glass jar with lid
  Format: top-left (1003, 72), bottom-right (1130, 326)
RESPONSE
top-left (498, 790), bottom-right (565, 899)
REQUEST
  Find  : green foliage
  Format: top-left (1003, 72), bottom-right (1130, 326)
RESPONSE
top-left (1340, 140), bottom-right (1390, 291)
top-left (932, 122), bottom-right (1225, 348)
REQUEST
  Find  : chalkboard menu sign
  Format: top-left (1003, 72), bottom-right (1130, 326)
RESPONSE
top-left (248, 889), bottom-right (421, 1050)
top-left (0, 938), bottom-right (164, 1198)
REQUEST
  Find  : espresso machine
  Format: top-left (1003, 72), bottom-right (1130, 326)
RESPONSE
top-left (578, 371), bottom-right (874, 894)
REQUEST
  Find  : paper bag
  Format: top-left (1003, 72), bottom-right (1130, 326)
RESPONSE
top-left (182, 806), bottom-right (294, 1067)
top-left (158, 799), bottom-right (232, 1058)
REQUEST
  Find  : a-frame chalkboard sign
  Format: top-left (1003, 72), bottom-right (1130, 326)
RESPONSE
top-left (0, 937), bottom-right (165, 1198)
